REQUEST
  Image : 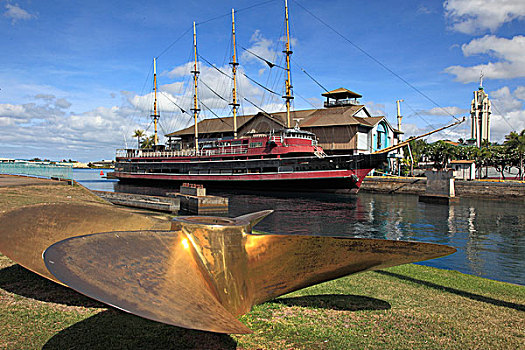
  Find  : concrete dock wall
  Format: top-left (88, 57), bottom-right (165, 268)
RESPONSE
top-left (93, 191), bottom-right (180, 213)
top-left (455, 180), bottom-right (525, 199)
top-left (361, 176), bottom-right (525, 199)
top-left (360, 177), bottom-right (427, 195)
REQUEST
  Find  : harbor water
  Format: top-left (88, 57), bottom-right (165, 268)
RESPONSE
top-left (74, 169), bottom-right (525, 286)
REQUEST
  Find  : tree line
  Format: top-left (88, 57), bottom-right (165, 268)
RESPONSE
top-left (402, 129), bottom-right (525, 180)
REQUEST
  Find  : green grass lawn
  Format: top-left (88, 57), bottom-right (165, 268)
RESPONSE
top-left (1, 253), bottom-right (523, 349)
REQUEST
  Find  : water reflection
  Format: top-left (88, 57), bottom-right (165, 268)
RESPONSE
top-left (73, 170), bottom-right (525, 285)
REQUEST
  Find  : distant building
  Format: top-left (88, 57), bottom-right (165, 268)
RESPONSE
top-left (450, 160), bottom-right (476, 180)
top-left (90, 160), bottom-right (115, 168)
top-left (468, 77), bottom-right (491, 147)
top-left (166, 88), bottom-right (403, 159)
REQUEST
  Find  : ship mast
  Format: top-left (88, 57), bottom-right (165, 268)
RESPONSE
top-left (230, 9), bottom-right (240, 138)
top-left (191, 21), bottom-right (200, 154)
top-left (152, 57), bottom-right (159, 146)
top-left (283, 0), bottom-right (294, 128)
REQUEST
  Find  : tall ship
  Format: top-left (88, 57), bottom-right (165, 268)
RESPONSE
top-left (114, 1), bottom-right (456, 193)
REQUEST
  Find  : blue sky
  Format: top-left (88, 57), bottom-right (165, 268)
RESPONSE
top-left (1, 0), bottom-right (524, 161)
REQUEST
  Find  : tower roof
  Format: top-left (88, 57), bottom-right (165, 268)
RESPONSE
top-left (321, 88), bottom-right (362, 99)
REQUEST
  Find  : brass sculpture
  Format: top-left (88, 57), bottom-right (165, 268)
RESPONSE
top-left (0, 202), bottom-right (170, 284)
top-left (0, 177), bottom-right (456, 334)
top-left (42, 211), bottom-right (455, 334)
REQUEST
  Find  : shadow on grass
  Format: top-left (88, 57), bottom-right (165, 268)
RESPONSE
top-left (274, 294), bottom-right (391, 311)
top-left (375, 270), bottom-right (525, 312)
top-left (43, 309), bottom-right (237, 350)
top-left (0, 264), bottom-right (104, 308)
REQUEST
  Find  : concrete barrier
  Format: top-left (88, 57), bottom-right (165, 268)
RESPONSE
top-left (361, 176), bottom-right (525, 200)
top-left (419, 170), bottom-right (458, 204)
top-left (360, 176), bottom-right (426, 195)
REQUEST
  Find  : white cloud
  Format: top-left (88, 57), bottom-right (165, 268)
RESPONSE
top-left (365, 101), bottom-right (386, 116)
top-left (241, 30), bottom-right (280, 69)
top-left (514, 86), bottom-right (525, 100)
top-left (4, 3), bottom-right (36, 23)
top-left (129, 91), bottom-right (182, 114)
top-left (160, 82), bottom-right (185, 94)
top-left (0, 94), bottom-right (145, 160)
top-left (402, 121), bottom-right (470, 143)
top-left (399, 122), bottom-right (425, 138)
top-left (166, 62), bottom-right (193, 78)
top-left (490, 111), bottom-right (525, 141)
top-left (279, 35), bottom-right (298, 48)
top-left (417, 5), bottom-right (432, 15)
top-left (420, 106), bottom-right (469, 117)
top-left (55, 98), bottom-right (72, 109)
top-left (0, 117), bottom-right (15, 127)
top-left (444, 0), bottom-right (525, 34)
top-left (445, 35), bottom-right (525, 83)
top-left (0, 94), bottom-right (71, 123)
top-left (490, 86), bottom-right (522, 114)
top-left (0, 103), bottom-right (27, 119)
top-left (35, 94), bottom-right (56, 101)
top-left (306, 97), bottom-right (323, 109)
top-left (487, 86), bottom-right (525, 141)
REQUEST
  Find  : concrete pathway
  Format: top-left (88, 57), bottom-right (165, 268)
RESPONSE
top-left (0, 175), bottom-right (64, 187)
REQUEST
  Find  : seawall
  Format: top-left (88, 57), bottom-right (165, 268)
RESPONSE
top-left (361, 176), bottom-right (525, 200)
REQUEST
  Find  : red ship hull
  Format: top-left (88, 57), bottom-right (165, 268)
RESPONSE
top-left (114, 153), bottom-right (384, 193)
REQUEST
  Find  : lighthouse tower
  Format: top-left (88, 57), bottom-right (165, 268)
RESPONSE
top-left (469, 74), bottom-right (491, 147)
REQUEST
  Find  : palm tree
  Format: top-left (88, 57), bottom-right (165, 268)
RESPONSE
top-left (427, 141), bottom-right (456, 170)
top-left (488, 145), bottom-right (509, 180)
top-left (403, 139), bottom-right (428, 167)
top-left (504, 130), bottom-right (525, 180)
top-left (133, 129), bottom-right (145, 149)
top-left (140, 135), bottom-right (155, 150)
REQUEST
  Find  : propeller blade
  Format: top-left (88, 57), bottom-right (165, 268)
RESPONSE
top-left (0, 202), bottom-right (170, 284)
top-left (43, 213), bottom-right (455, 334)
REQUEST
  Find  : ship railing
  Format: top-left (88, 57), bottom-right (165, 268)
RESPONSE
top-left (116, 149), bottom-right (130, 157)
top-left (324, 99), bottom-right (360, 107)
top-left (116, 147), bottom-right (252, 158)
top-left (284, 134), bottom-right (307, 139)
top-left (203, 147), bottom-right (249, 156)
top-left (283, 133), bottom-right (316, 142)
top-left (116, 149), bottom-right (197, 158)
top-left (141, 150), bottom-right (196, 158)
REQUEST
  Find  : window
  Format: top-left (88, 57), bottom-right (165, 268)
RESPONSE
top-left (375, 122), bottom-right (388, 150)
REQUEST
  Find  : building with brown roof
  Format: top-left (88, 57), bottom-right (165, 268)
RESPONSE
top-left (166, 88), bottom-right (403, 156)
